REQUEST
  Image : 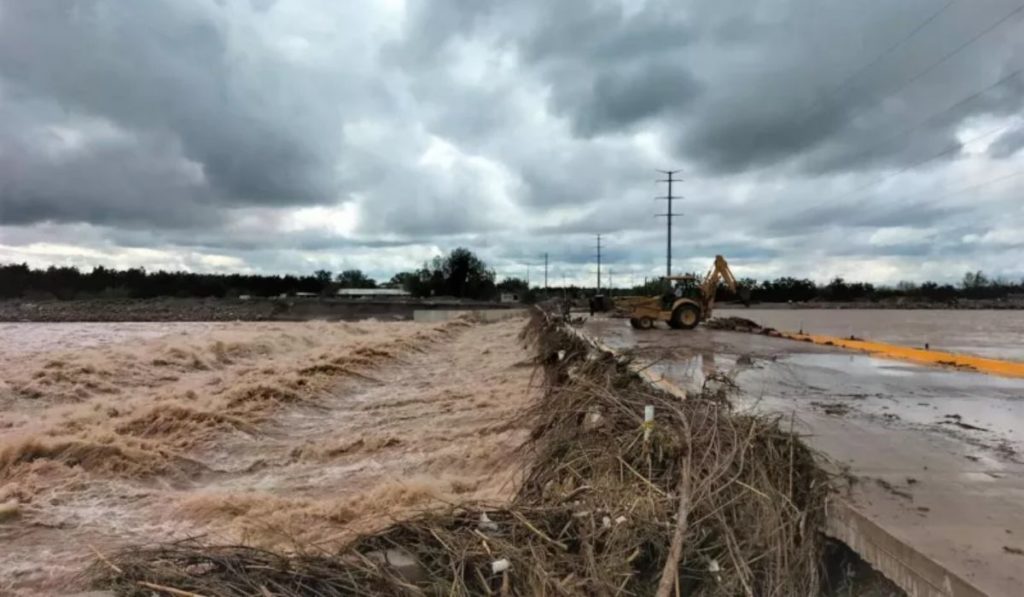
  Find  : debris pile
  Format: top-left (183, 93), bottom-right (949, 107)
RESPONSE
top-left (88, 309), bottom-right (830, 596)
top-left (704, 316), bottom-right (781, 336)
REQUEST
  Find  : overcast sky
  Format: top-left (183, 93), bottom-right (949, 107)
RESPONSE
top-left (1, 0), bottom-right (1023, 286)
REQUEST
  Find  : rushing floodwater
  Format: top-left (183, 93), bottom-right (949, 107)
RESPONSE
top-left (0, 322), bottom-right (221, 359)
top-left (719, 308), bottom-right (1024, 361)
top-left (0, 319), bottom-right (535, 595)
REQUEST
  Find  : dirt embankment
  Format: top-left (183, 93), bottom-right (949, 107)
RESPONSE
top-left (0, 297), bottom-right (516, 323)
top-left (0, 317), bottom-right (539, 596)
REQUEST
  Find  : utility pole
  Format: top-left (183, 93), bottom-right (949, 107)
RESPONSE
top-left (544, 253), bottom-right (549, 289)
top-left (656, 169), bottom-right (682, 278)
top-left (596, 234), bottom-right (603, 292)
top-left (526, 264), bottom-right (531, 288)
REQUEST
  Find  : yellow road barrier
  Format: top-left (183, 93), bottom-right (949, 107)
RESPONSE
top-left (781, 332), bottom-right (1024, 379)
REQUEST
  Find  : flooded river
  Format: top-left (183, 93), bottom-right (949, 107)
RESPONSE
top-left (0, 318), bottom-right (535, 595)
top-left (720, 308), bottom-right (1024, 361)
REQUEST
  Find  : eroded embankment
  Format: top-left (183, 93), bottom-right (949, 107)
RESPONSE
top-left (0, 318), bottom-right (538, 596)
top-left (88, 310), bottom-right (832, 597)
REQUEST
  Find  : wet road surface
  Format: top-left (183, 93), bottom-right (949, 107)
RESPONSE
top-left (586, 317), bottom-right (1024, 597)
top-left (719, 308), bottom-right (1024, 361)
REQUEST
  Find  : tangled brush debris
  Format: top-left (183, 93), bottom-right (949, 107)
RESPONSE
top-left (88, 309), bottom-right (830, 596)
top-left (703, 316), bottom-right (782, 337)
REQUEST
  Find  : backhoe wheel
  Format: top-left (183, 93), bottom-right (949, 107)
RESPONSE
top-left (638, 317), bottom-right (655, 330)
top-left (670, 304), bottom-right (701, 330)
top-left (629, 318), bottom-right (641, 329)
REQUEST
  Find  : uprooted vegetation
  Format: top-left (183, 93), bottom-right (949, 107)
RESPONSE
top-left (88, 310), bottom-right (831, 596)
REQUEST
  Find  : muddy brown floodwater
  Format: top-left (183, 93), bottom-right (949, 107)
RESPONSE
top-left (0, 317), bottom-right (538, 596)
top-left (720, 307), bottom-right (1024, 361)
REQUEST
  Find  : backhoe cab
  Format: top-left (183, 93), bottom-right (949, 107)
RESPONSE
top-left (621, 255), bottom-right (744, 330)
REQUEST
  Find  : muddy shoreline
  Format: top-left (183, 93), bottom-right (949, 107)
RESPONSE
top-left (0, 298), bottom-right (515, 323)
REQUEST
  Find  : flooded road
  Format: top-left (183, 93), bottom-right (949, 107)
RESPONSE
top-left (0, 318), bottom-right (537, 596)
top-left (584, 316), bottom-right (1024, 596)
top-left (720, 308), bottom-right (1024, 361)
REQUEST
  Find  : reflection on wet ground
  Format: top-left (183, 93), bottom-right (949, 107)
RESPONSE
top-left (588, 317), bottom-right (1024, 458)
top-left (722, 308), bottom-right (1024, 361)
top-left (739, 351), bottom-right (1024, 458)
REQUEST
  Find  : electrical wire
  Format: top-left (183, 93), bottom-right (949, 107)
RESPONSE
top-left (872, 2), bottom-right (1024, 109)
top-left (798, 0), bottom-right (956, 126)
top-left (832, 118), bottom-right (1022, 202)
top-left (846, 65), bottom-right (1024, 164)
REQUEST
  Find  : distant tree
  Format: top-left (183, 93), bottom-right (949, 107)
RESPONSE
top-left (388, 272), bottom-right (416, 289)
top-left (412, 248), bottom-right (496, 299)
top-left (628, 278), bottom-right (669, 297)
top-left (496, 277), bottom-right (537, 303)
top-left (962, 270), bottom-right (989, 289)
top-left (496, 277), bottom-right (528, 294)
top-left (336, 269), bottom-right (377, 289)
top-left (755, 277), bottom-right (816, 302)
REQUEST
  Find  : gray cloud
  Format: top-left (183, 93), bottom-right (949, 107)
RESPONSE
top-left (0, 0), bottom-right (354, 224)
top-left (2, 0), bottom-right (1023, 284)
top-left (989, 126), bottom-right (1024, 158)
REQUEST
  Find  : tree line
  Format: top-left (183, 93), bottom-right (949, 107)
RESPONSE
top-left (0, 248), bottom-right (507, 301)
top-left (662, 271), bottom-right (1022, 304)
top-left (2, 250), bottom-right (1021, 305)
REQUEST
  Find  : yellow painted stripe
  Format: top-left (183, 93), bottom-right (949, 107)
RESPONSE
top-left (780, 332), bottom-right (1024, 378)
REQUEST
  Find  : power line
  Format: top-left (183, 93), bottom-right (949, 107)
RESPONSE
top-left (916, 167), bottom-right (1024, 205)
top-left (763, 2), bottom-right (1021, 174)
top-left (858, 65), bottom-right (1024, 160)
top-left (854, 168), bottom-right (1024, 227)
top-left (871, 2), bottom-right (1024, 110)
top-left (794, 0), bottom-right (956, 130)
top-left (830, 0), bottom-right (956, 94)
top-left (809, 64), bottom-right (1024, 204)
top-left (655, 170), bottom-right (682, 278)
top-left (832, 118), bottom-right (1021, 203)
top-left (750, 1), bottom-right (956, 150)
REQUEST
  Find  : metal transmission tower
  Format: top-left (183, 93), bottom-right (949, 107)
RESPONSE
top-left (544, 253), bottom-right (549, 289)
top-left (656, 170), bottom-right (682, 278)
top-left (595, 234), bottom-right (603, 292)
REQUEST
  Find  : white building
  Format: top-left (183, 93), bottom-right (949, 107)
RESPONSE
top-left (336, 288), bottom-right (411, 297)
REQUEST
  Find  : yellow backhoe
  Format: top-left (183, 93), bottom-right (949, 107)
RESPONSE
top-left (617, 255), bottom-right (743, 330)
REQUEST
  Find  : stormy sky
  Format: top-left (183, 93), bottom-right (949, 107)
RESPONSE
top-left (1, 0), bottom-right (1023, 286)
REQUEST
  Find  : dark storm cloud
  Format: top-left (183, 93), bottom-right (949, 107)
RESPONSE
top-left (0, 0), bottom-right (349, 226)
top-left (3, 0), bottom-right (1023, 283)
top-left (555, 59), bottom-right (701, 136)
top-left (396, 0), bottom-right (1024, 175)
top-left (395, 0), bottom-right (701, 137)
top-left (762, 199), bottom-right (962, 236)
top-left (989, 126), bottom-right (1024, 158)
top-left (515, 0), bottom-right (700, 135)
